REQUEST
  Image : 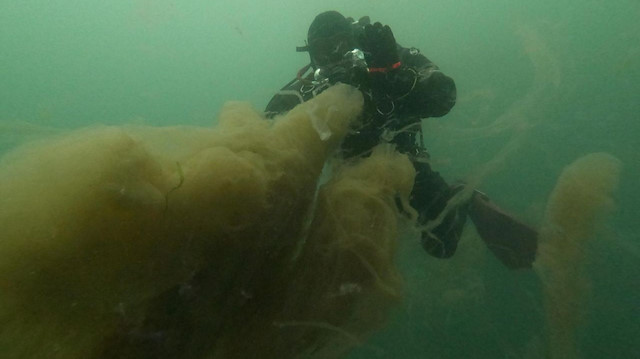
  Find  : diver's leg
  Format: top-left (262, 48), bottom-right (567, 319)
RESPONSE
top-left (410, 159), bottom-right (469, 258)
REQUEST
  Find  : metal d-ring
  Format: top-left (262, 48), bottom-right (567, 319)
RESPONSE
top-left (376, 100), bottom-right (395, 116)
top-left (300, 83), bottom-right (315, 94)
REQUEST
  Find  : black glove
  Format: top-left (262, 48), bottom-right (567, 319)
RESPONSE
top-left (359, 22), bottom-right (400, 69)
top-left (315, 62), bottom-right (369, 87)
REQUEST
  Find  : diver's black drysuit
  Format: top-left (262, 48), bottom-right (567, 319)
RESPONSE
top-left (265, 44), bottom-right (467, 258)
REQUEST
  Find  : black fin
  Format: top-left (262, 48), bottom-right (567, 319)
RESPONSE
top-left (468, 194), bottom-right (538, 269)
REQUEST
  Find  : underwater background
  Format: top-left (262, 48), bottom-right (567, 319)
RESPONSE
top-left (1, 0), bottom-right (638, 358)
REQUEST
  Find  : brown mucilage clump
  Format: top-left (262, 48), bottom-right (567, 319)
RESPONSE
top-left (0, 84), bottom-right (416, 359)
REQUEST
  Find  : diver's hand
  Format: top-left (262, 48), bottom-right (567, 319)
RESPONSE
top-left (359, 22), bottom-right (400, 69)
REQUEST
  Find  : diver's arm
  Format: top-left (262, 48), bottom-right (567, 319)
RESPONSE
top-left (264, 80), bottom-right (306, 118)
top-left (390, 46), bottom-right (457, 118)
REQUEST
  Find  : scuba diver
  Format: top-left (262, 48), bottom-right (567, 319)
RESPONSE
top-left (265, 11), bottom-right (537, 269)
